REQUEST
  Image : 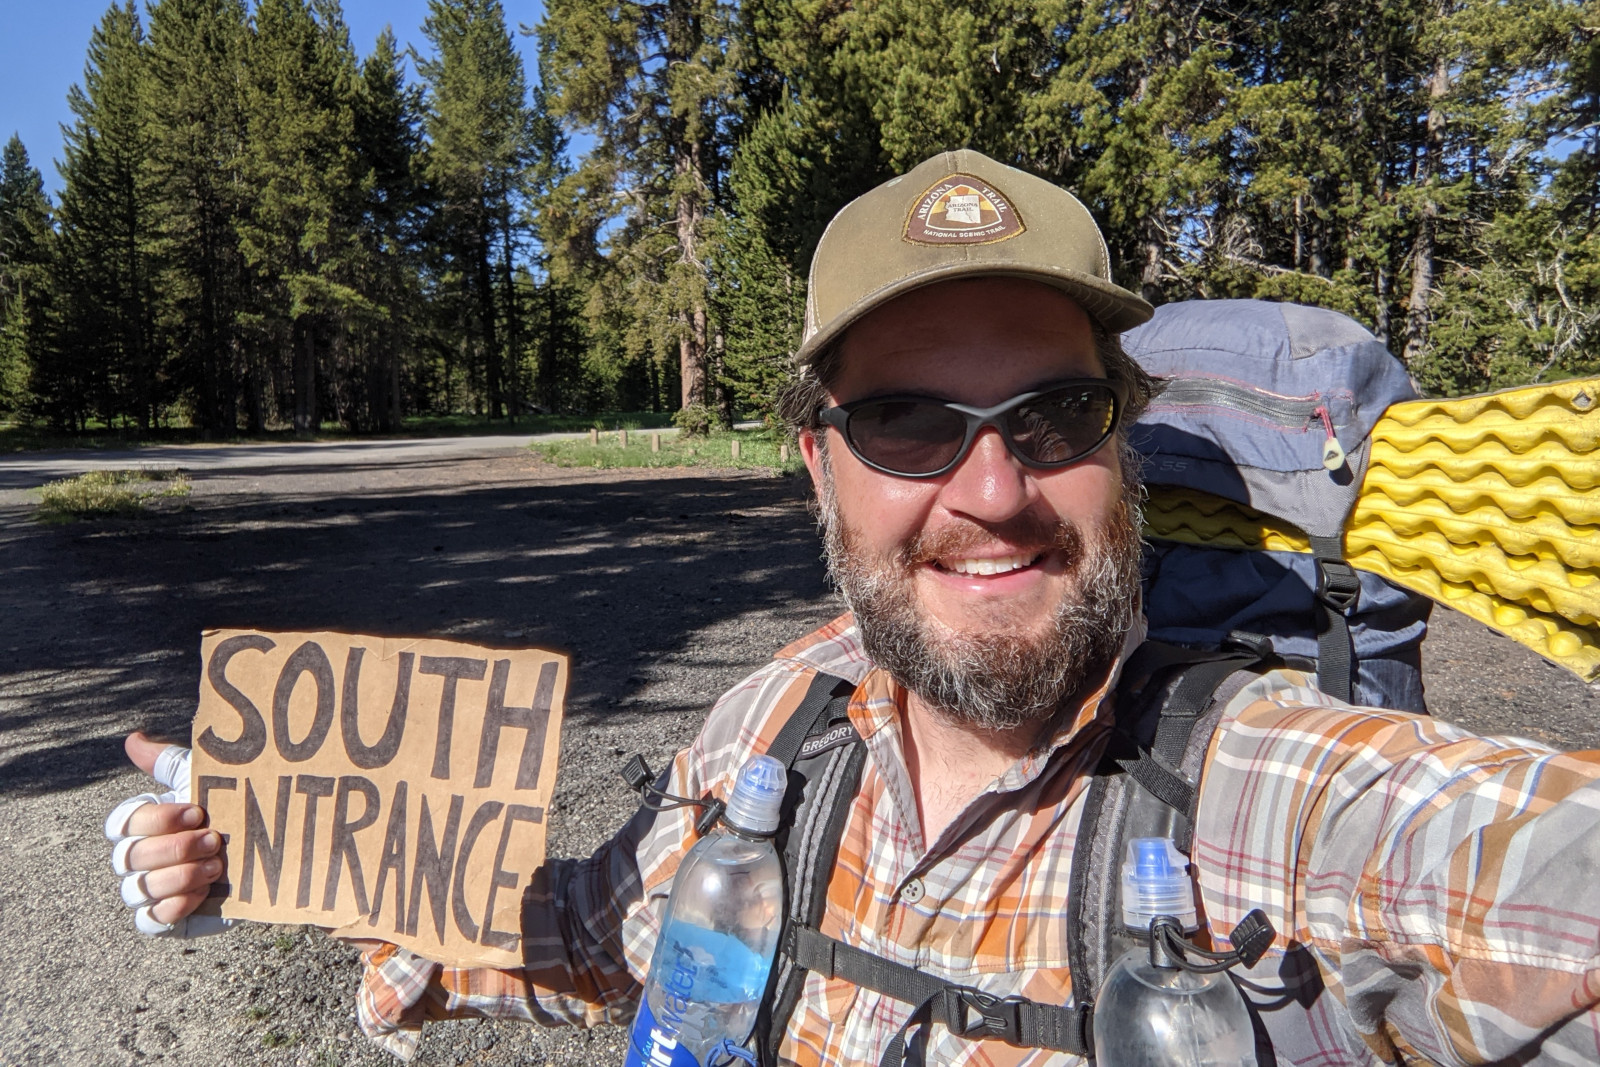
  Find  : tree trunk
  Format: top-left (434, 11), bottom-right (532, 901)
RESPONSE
top-left (1138, 213), bottom-right (1164, 305)
top-left (246, 358), bottom-right (265, 433)
top-left (388, 345), bottom-right (402, 431)
top-left (1404, 49), bottom-right (1450, 367)
top-left (476, 201), bottom-right (503, 419)
top-left (499, 203), bottom-right (522, 418)
top-left (1293, 194), bottom-right (1304, 271)
top-left (714, 330), bottom-right (732, 427)
top-left (675, 136), bottom-right (709, 410)
top-left (1307, 192), bottom-right (1330, 278)
top-left (293, 317), bottom-right (316, 433)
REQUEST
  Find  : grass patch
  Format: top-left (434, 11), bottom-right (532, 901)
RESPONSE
top-left (35, 469), bottom-right (191, 522)
top-left (398, 410), bottom-right (676, 436)
top-left (243, 1005), bottom-right (273, 1023)
top-left (261, 1030), bottom-right (298, 1049)
top-left (530, 428), bottom-right (803, 474)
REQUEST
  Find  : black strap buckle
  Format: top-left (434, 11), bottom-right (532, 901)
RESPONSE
top-left (1315, 558), bottom-right (1361, 613)
top-left (945, 987), bottom-right (1024, 1043)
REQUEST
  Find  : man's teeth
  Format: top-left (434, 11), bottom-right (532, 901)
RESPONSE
top-left (946, 552), bottom-right (1037, 576)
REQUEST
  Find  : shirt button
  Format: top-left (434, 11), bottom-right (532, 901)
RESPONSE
top-left (899, 877), bottom-right (925, 904)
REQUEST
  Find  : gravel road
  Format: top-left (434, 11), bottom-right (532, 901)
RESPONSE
top-left (1, 447), bottom-right (1595, 1066)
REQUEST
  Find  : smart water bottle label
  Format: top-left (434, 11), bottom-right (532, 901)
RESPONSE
top-left (627, 992), bottom-right (705, 1067)
top-left (627, 996), bottom-right (705, 1067)
top-left (625, 939), bottom-right (706, 1067)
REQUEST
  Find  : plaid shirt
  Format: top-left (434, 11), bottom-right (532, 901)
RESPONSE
top-left (357, 615), bottom-right (1600, 1065)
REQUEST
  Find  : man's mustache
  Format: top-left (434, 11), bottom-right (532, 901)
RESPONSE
top-left (899, 512), bottom-right (1084, 568)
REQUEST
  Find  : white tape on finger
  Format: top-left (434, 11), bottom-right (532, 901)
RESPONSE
top-left (105, 794), bottom-right (160, 842)
top-left (134, 905), bottom-right (175, 936)
top-left (152, 746), bottom-right (191, 801)
top-left (120, 871), bottom-right (155, 909)
top-left (110, 836), bottom-right (146, 877)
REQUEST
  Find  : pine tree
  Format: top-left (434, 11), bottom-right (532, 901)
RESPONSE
top-left (348, 27), bottom-right (427, 430)
top-left (0, 136), bottom-right (53, 420)
top-left (52, 0), bottom-right (161, 428)
top-left (237, 0), bottom-right (362, 432)
top-left (708, 208), bottom-right (801, 424)
top-left (143, 0), bottom-right (251, 433)
top-left (538, 0), bottom-right (738, 412)
top-left (418, 0), bottom-right (535, 420)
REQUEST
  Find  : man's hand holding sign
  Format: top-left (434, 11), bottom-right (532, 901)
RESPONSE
top-left (112, 630), bottom-right (567, 968)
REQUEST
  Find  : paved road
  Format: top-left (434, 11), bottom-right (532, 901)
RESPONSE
top-left (0, 430), bottom-right (645, 490)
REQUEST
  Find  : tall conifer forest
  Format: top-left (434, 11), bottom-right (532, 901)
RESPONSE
top-left (1, 0), bottom-right (1596, 435)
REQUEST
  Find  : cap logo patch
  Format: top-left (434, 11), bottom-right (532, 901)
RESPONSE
top-left (904, 173), bottom-right (1025, 245)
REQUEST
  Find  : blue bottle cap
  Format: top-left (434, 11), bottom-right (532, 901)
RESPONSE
top-left (1120, 836), bottom-right (1197, 931)
top-left (723, 754), bottom-right (787, 835)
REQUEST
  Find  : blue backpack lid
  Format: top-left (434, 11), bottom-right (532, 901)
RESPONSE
top-left (1123, 300), bottom-right (1420, 539)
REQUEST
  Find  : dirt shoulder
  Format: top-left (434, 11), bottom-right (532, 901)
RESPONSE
top-left (0, 453), bottom-right (1593, 1066)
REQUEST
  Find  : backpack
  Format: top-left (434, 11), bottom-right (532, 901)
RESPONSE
top-left (1122, 299), bottom-right (1433, 711)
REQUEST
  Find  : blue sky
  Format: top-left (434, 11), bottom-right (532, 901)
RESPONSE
top-left (0, 0), bottom-right (548, 195)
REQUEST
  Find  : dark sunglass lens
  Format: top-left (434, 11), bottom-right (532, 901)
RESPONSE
top-left (846, 399), bottom-right (968, 474)
top-left (1004, 384), bottom-right (1117, 464)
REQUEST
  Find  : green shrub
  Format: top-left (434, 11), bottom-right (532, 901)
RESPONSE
top-left (671, 403), bottom-right (715, 436)
top-left (36, 469), bottom-right (191, 522)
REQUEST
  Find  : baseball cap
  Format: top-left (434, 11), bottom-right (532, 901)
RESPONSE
top-left (796, 149), bottom-right (1153, 365)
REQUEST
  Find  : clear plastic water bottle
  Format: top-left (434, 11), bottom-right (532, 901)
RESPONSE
top-left (625, 754), bottom-right (788, 1067)
top-left (1091, 837), bottom-right (1257, 1067)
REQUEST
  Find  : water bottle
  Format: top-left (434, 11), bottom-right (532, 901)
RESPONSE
top-left (1091, 837), bottom-right (1257, 1066)
top-left (625, 754), bottom-right (788, 1067)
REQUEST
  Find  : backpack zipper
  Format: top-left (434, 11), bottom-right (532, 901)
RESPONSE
top-left (1153, 377), bottom-right (1324, 428)
top-left (1153, 377), bottom-right (1348, 469)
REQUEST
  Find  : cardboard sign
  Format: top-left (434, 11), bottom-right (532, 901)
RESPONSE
top-left (189, 630), bottom-right (567, 968)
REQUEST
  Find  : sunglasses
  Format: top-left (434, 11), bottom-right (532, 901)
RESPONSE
top-left (818, 378), bottom-right (1126, 479)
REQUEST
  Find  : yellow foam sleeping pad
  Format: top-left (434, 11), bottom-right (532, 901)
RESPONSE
top-left (1142, 376), bottom-right (1600, 682)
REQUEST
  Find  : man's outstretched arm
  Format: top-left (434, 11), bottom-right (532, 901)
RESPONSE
top-left (1195, 670), bottom-right (1600, 1066)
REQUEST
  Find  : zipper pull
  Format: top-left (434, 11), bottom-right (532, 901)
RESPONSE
top-left (1313, 406), bottom-right (1346, 471)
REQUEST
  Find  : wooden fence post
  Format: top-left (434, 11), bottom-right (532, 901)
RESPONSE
top-left (651, 433), bottom-right (662, 453)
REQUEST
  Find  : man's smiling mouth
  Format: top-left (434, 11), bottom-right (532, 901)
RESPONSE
top-left (935, 551), bottom-right (1043, 576)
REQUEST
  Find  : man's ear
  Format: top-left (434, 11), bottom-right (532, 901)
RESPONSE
top-left (798, 427), bottom-right (826, 493)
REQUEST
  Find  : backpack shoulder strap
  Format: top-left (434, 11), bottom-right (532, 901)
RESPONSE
top-left (757, 649), bottom-right (1269, 1066)
top-left (757, 669), bottom-right (865, 1066)
top-left (1067, 641), bottom-right (1269, 1013)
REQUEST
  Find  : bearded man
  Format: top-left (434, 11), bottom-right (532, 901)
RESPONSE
top-left (110, 150), bottom-right (1600, 1066)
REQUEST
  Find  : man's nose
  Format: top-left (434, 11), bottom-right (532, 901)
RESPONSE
top-left (938, 427), bottom-right (1035, 522)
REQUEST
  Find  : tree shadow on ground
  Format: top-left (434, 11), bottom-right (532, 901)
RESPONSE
top-left (0, 468), bottom-right (837, 797)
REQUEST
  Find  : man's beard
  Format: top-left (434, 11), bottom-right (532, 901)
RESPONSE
top-left (818, 444), bottom-right (1145, 734)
